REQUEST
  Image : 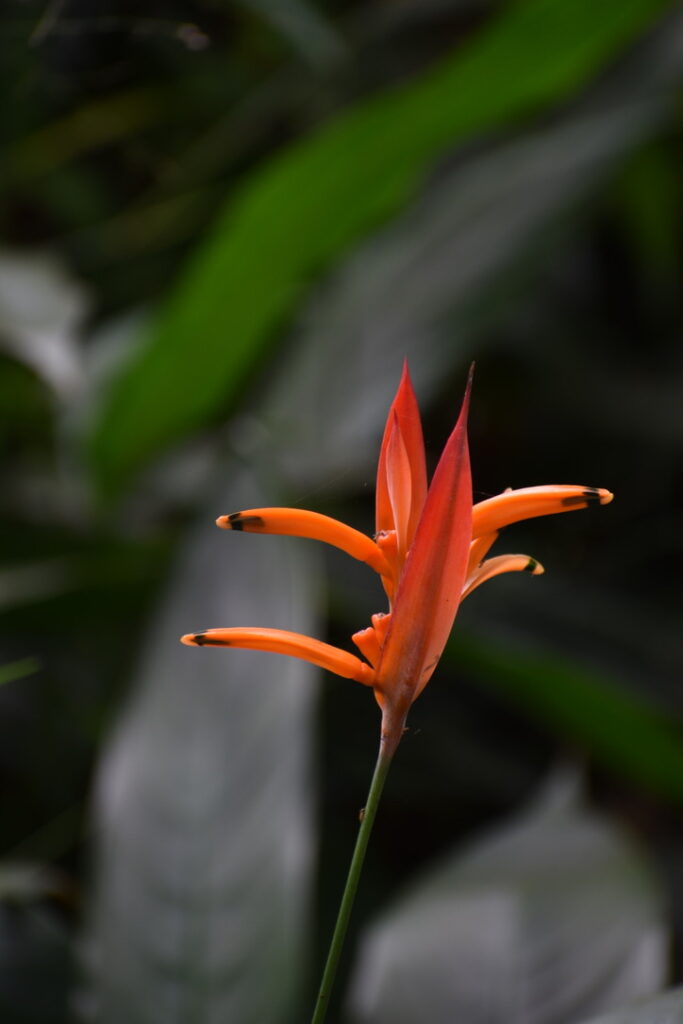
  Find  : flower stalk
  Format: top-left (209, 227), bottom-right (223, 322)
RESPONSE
top-left (311, 743), bottom-right (395, 1024)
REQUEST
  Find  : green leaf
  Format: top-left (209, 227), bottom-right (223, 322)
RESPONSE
top-left (88, 0), bottom-right (674, 498)
top-left (261, 8), bottom-right (683, 490)
top-left (6, 89), bottom-right (163, 182)
top-left (449, 630), bottom-right (683, 804)
top-left (614, 143), bottom-right (682, 282)
top-left (0, 658), bottom-right (39, 688)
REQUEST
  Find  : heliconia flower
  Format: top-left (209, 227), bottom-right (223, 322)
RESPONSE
top-left (181, 364), bottom-right (612, 755)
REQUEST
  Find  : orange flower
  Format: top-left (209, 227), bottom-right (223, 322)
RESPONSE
top-left (181, 365), bottom-right (612, 754)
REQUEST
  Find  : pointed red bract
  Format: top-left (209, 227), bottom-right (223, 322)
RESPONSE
top-left (375, 361), bottom-right (427, 548)
top-left (375, 371), bottom-right (472, 725)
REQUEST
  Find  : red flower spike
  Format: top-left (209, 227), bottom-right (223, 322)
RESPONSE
top-left (182, 365), bottom-right (613, 756)
top-left (372, 371), bottom-right (472, 743)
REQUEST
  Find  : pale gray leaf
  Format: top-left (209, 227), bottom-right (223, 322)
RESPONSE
top-left (83, 468), bottom-right (318, 1024)
top-left (347, 774), bottom-right (666, 1024)
top-left (579, 988), bottom-right (683, 1024)
top-left (0, 249), bottom-right (89, 402)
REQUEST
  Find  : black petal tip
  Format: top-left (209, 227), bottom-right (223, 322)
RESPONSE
top-left (220, 512), bottom-right (266, 531)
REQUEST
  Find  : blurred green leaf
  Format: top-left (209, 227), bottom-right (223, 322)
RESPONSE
top-left (614, 143), bottom-right (681, 283)
top-left (85, 468), bottom-right (318, 1023)
top-left (0, 659), bottom-right (39, 689)
top-left (6, 89), bottom-right (164, 182)
top-left (236, 0), bottom-right (346, 67)
top-left (348, 776), bottom-right (665, 1024)
top-left (88, 0), bottom-right (674, 498)
top-left (579, 988), bottom-right (683, 1024)
top-left (261, 7), bottom-right (683, 491)
top-left (450, 631), bottom-right (683, 803)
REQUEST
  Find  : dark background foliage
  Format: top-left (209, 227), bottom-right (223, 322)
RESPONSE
top-left (1, 2), bottom-right (683, 1022)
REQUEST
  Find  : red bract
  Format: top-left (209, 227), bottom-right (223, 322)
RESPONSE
top-left (182, 364), bottom-right (612, 754)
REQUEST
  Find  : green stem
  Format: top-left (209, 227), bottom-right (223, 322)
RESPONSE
top-left (310, 743), bottom-right (394, 1024)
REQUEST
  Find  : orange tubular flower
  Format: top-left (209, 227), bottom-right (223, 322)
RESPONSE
top-left (181, 365), bottom-right (613, 756)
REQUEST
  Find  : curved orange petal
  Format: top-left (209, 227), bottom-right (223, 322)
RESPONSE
top-left (375, 369), bottom-right (473, 714)
top-left (181, 627), bottom-right (375, 685)
top-left (472, 485), bottom-right (613, 538)
top-left (461, 553), bottom-right (544, 600)
top-left (217, 508), bottom-right (391, 577)
top-left (376, 362), bottom-right (427, 547)
top-left (375, 530), bottom-right (400, 600)
top-left (466, 531), bottom-right (499, 576)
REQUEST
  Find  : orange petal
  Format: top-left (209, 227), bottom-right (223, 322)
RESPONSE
top-left (376, 362), bottom-right (427, 547)
top-left (217, 508), bottom-right (391, 577)
top-left (371, 611), bottom-right (392, 645)
top-left (181, 627), bottom-right (375, 685)
top-left (466, 531), bottom-right (499, 576)
top-left (351, 613), bottom-right (392, 667)
top-left (472, 486), bottom-right (613, 538)
top-left (375, 531), bottom-right (401, 602)
top-left (376, 368), bottom-right (473, 709)
top-left (461, 553), bottom-right (544, 600)
top-left (351, 626), bottom-right (382, 668)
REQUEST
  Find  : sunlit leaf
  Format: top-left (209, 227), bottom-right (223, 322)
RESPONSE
top-left (88, 0), bottom-right (674, 497)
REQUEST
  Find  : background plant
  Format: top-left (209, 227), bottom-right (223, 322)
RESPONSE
top-left (1, 2), bottom-right (683, 1022)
